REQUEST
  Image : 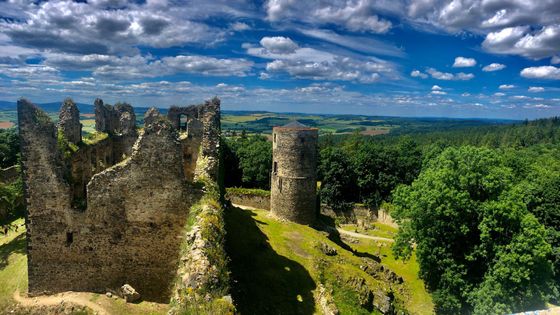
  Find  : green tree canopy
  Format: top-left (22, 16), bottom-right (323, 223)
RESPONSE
top-left (223, 135), bottom-right (272, 189)
top-left (0, 128), bottom-right (19, 168)
top-left (318, 146), bottom-right (358, 211)
top-left (392, 146), bottom-right (553, 314)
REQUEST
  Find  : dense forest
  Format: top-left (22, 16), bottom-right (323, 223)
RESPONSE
top-left (223, 117), bottom-right (560, 314)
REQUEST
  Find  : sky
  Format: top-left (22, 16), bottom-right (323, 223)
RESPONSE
top-left (0, 0), bottom-right (559, 119)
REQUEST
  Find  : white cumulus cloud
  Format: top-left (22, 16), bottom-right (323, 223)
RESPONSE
top-left (482, 63), bottom-right (506, 72)
top-left (499, 84), bottom-right (515, 89)
top-left (521, 66), bottom-right (560, 80)
top-left (410, 70), bottom-right (428, 79)
top-left (453, 57), bottom-right (476, 67)
top-left (528, 86), bottom-right (545, 93)
top-left (427, 68), bottom-right (474, 81)
top-left (260, 36), bottom-right (299, 54)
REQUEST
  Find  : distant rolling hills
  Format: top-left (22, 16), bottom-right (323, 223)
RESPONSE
top-left (0, 100), bottom-right (519, 135)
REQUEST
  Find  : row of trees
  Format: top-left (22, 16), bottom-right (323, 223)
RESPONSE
top-left (318, 135), bottom-right (422, 210)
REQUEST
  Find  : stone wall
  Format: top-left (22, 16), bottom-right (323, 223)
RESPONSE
top-left (58, 98), bottom-right (81, 144)
top-left (320, 205), bottom-right (397, 228)
top-left (226, 188), bottom-right (270, 210)
top-left (270, 125), bottom-right (318, 224)
top-left (18, 97), bottom-right (223, 303)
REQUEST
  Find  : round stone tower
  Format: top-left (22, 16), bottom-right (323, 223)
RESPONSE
top-left (270, 121), bottom-right (318, 224)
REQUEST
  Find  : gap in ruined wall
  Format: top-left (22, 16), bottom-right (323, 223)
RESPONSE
top-left (59, 99), bottom-right (139, 212)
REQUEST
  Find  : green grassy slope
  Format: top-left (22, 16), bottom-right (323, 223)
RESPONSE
top-left (225, 206), bottom-right (434, 314)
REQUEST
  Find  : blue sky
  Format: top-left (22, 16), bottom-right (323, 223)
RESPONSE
top-left (0, 0), bottom-right (559, 119)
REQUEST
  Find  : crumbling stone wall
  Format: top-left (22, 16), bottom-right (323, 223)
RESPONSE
top-left (19, 96), bottom-right (222, 302)
top-left (58, 98), bottom-right (82, 144)
top-left (270, 123), bottom-right (318, 224)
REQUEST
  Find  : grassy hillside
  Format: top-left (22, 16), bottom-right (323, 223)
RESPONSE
top-left (225, 206), bottom-right (434, 314)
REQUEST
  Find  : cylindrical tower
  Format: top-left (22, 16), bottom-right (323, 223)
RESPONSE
top-left (270, 121), bottom-right (318, 224)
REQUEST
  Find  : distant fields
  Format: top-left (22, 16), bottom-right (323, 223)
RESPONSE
top-left (0, 103), bottom-right (517, 136)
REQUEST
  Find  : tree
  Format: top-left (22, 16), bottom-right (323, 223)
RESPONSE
top-left (0, 128), bottom-right (19, 168)
top-left (351, 137), bottom-right (421, 208)
top-left (318, 147), bottom-right (358, 211)
top-left (0, 177), bottom-right (25, 224)
top-left (223, 135), bottom-right (272, 189)
top-left (392, 146), bottom-right (553, 314)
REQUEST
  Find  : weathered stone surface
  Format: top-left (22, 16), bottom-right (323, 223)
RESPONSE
top-left (19, 97), bottom-right (223, 303)
top-left (115, 102), bottom-right (136, 135)
top-left (58, 98), bottom-right (82, 144)
top-left (120, 284), bottom-right (141, 302)
top-left (270, 122), bottom-right (318, 224)
top-left (94, 99), bottom-right (137, 136)
top-left (318, 242), bottom-right (338, 256)
top-left (226, 190), bottom-right (270, 210)
top-left (143, 107), bottom-right (160, 126)
top-left (318, 284), bottom-right (339, 315)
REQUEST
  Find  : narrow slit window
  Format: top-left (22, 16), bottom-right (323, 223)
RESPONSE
top-left (273, 161), bottom-right (278, 173)
top-left (66, 232), bottom-right (73, 246)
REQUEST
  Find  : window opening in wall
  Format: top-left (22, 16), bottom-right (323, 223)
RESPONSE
top-left (300, 137), bottom-right (305, 144)
top-left (66, 232), bottom-right (73, 246)
top-left (279, 177), bottom-right (283, 192)
top-left (273, 133), bottom-right (276, 142)
top-left (179, 115), bottom-right (188, 131)
top-left (273, 161), bottom-right (278, 173)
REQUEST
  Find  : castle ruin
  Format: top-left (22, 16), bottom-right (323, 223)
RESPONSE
top-left (270, 121), bottom-right (318, 224)
top-left (18, 97), bottom-right (220, 302)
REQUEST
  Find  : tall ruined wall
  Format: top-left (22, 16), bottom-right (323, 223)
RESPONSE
top-left (270, 125), bottom-right (318, 224)
top-left (19, 97), bottom-right (222, 302)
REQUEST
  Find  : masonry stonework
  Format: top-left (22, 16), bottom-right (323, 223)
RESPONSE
top-left (58, 98), bottom-right (82, 144)
top-left (270, 122), bottom-right (318, 224)
top-left (18, 96), bottom-right (222, 302)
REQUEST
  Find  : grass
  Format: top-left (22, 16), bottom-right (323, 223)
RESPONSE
top-left (351, 236), bottom-right (434, 314)
top-left (82, 131), bottom-right (109, 145)
top-left (81, 119), bottom-right (96, 134)
top-left (225, 206), bottom-right (434, 314)
top-left (340, 222), bottom-right (398, 239)
top-left (0, 218), bottom-right (27, 310)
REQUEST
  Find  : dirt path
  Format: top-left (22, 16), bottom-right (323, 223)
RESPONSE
top-left (14, 290), bottom-right (109, 315)
top-left (232, 203), bottom-right (394, 242)
top-left (335, 227), bottom-right (394, 242)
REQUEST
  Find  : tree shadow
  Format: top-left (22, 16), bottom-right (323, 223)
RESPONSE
top-left (225, 206), bottom-right (316, 315)
top-left (0, 233), bottom-right (26, 270)
top-left (314, 214), bottom-right (381, 262)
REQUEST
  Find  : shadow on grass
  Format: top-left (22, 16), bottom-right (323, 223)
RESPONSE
top-left (0, 233), bottom-right (26, 270)
top-left (315, 214), bottom-right (381, 262)
top-left (225, 206), bottom-right (316, 315)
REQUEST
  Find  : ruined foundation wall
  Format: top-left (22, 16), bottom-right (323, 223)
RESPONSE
top-left (270, 127), bottom-right (318, 224)
top-left (18, 98), bottom-right (224, 302)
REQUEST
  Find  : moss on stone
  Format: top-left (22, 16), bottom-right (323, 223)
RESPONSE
top-left (82, 131), bottom-right (109, 145)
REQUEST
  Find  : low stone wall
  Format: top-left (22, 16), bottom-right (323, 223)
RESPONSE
top-left (321, 204), bottom-right (397, 228)
top-left (226, 188), bottom-right (270, 210)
